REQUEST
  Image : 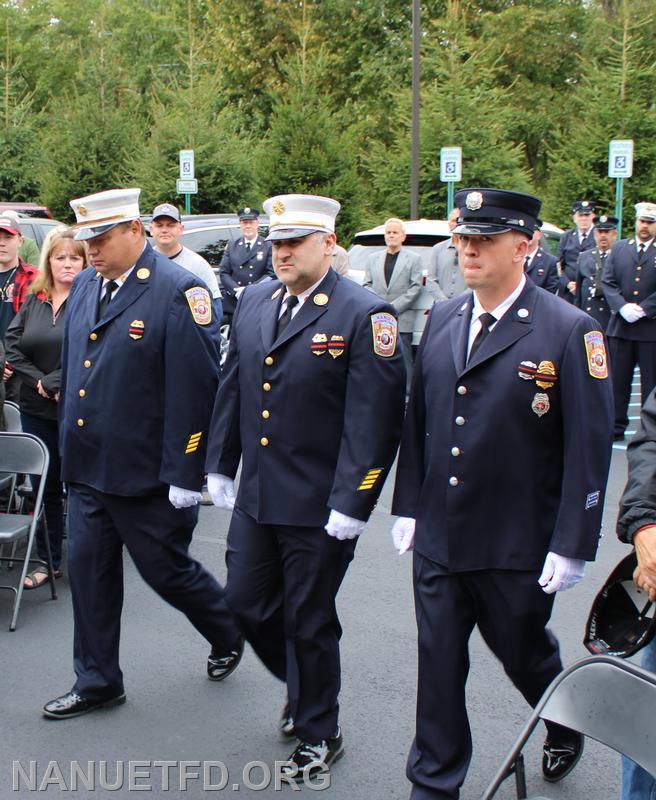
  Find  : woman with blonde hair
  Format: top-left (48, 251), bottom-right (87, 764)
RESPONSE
top-left (5, 227), bottom-right (87, 588)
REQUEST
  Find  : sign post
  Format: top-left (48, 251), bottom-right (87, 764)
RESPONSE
top-left (178, 149), bottom-right (196, 214)
top-left (608, 139), bottom-right (633, 238)
top-left (440, 147), bottom-right (462, 214)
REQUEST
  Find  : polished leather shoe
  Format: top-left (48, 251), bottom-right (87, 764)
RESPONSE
top-left (279, 698), bottom-right (296, 740)
top-left (207, 636), bottom-right (244, 682)
top-left (43, 691), bottom-right (126, 720)
top-left (542, 731), bottom-right (584, 782)
top-left (280, 728), bottom-right (344, 782)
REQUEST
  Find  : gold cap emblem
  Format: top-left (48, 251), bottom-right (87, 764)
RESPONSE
top-left (272, 201), bottom-right (285, 215)
top-left (313, 293), bottom-right (329, 306)
top-left (77, 204), bottom-right (88, 217)
top-left (466, 192), bottom-right (483, 211)
top-left (137, 268), bottom-right (150, 280)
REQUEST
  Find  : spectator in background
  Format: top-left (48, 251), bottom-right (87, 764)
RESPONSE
top-left (426, 208), bottom-right (466, 304)
top-left (150, 203), bottom-right (222, 321)
top-left (5, 228), bottom-right (87, 588)
top-left (363, 218), bottom-right (422, 393)
top-left (524, 223), bottom-right (559, 293)
top-left (1, 211), bottom-right (40, 265)
top-left (0, 339), bottom-right (5, 431)
top-left (219, 208), bottom-right (274, 323)
top-left (330, 242), bottom-right (350, 276)
top-left (558, 200), bottom-right (596, 302)
top-left (0, 214), bottom-right (38, 402)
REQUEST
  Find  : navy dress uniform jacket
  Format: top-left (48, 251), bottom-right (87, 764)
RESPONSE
top-left (558, 227), bottom-right (596, 287)
top-left (392, 278), bottom-right (614, 571)
top-left (60, 243), bottom-right (221, 495)
top-left (525, 247), bottom-right (559, 293)
top-left (602, 238), bottom-right (656, 341)
top-left (206, 267), bottom-right (407, 525)
top-left (219, 237), bottom-right (274, 315)
top-left (575, 248), bottom-right (611, 329)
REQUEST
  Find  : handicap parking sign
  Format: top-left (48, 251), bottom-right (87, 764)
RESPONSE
top-left (608, 140), bottom-right (633, 178)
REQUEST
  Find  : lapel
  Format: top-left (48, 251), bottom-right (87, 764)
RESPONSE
top-left (264, 269), bottom-right (337, 353)
top-left (79, 270), bottom-right (103, 332)
top-left (639, 240), bottom-right (655, 267)
top-left (92, 245), bottom-right (153, 331)
top-left (451, 281), bottom-right (537, 377)
top-left (387, 250), bottom-right (407, 292)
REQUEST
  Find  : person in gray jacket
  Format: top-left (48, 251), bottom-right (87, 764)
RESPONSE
top-left (363, 218), bottom-right (422, 391)
top-left (426, 208), bottom-right (467, 303)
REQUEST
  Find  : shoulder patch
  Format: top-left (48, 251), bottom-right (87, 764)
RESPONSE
top-left (371, 312), bottom-right (398, 358)
top-left (584, 330), bottom-right (608, 379)
top-left (185, 286), bottom-right (212, 325)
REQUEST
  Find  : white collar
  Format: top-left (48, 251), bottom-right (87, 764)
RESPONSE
top-left (471, 274), bottom-right (526, 327)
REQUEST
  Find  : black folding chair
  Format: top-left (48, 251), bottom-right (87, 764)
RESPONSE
top-left (480, 655), bottom-right (656, 799)
top-left (0, 432), bottom-right (57, 630)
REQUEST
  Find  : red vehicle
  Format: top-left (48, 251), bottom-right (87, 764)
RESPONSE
top-left (0, 202), bottom-right (53, 219)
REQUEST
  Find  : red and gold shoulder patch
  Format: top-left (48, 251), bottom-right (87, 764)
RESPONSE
top-left (185, 286), bottom-right (212, 325)
top-left (584, 330), bottom-right (608, 379)
top-left (371, 312), bottom-right (398, 358)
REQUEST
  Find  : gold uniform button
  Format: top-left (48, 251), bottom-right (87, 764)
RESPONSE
top-left (637, 266), bottom-right (642, 271)
top-left (634, 291), bottom-right (640, 296)
top-left (89, 332), bottom-right (98, 341)
top-left (79, 389), bottom-right (86, 398)
top-left (77, 419), bottom-right (85, 427)
top-left (451, 447), bottom-right (461, 456)
top-left (262, 410), bottom-right (270, 419)
top-left (457, 385), bottom-right (467, 395)
top-left (263, 382), bottom-right (271, 392)
top-left (260, 437), bottom-right (269, 446)
top-left (636, 277), bottom-right (641, 282)
top-left (84, 360), bottom-right (92, 368)
top-left (265, 356), bottom-right (274, 366)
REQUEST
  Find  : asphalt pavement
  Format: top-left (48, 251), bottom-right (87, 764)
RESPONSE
top-left (0, 434), bottom-right (640, 800)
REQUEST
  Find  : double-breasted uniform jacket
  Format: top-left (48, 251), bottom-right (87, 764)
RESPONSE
top-left (525, 247), bottom-right (559, 293)
top-left (392, 279), bottom-right (614, 571)
top-left (558, 227), bottom-right (596, 297)
top-left (60, 243), bottom-right (221, 495)
top-left (205, 267), bottom-right (407, 526)
top-left (362, 248), bottom-right (423, 333)
top-left (602, 237), bottom-right (656, 341)
top-left (575, 247), bottom-right (611, 328)
top-left (219, 236), bottom-right (274, 315)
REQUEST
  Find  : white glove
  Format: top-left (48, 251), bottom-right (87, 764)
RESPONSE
top-left (234, 286), bottom-right (245, 299)
top-left (619, 303), bottom-right (646, 323)
top-left (325, 510), bottom-right (365, 540)
top-left (169, 485), bottom-right (202, 509)
top-left (391, 517), bottom-right (416, 555)
top-left (207, 473), bottom-right (236, 510)
top-left (538, 551), bottom-right (585, 594)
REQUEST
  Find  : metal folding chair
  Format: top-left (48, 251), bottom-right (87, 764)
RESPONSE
top-left (480, 655), bottom-right (656, 799)
top-left (0, 401), bottom-right (22, 512)
top-left (0, 432), bottom-right (56, 630)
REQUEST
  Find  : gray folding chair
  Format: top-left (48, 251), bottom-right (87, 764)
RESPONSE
top-left (0, 401), bottom-right (22, 511)
top-left (480, 655), bottom-right (656, 799)
top-left (0, 432), bottom-right (56, 630)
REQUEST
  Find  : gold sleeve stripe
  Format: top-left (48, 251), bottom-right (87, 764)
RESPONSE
top-left (185, 432), bottom-right (203, 454)
top-left (357, 468), bottom-right (384, 491)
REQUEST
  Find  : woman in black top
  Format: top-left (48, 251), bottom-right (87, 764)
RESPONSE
top-left (5, 228), bottom-right (87, 588)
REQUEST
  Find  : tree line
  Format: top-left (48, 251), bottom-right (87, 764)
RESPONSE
top-left (1, 0), bottom-right (654, 239)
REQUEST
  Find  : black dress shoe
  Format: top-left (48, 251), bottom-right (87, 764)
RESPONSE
top-left (542, 731), bottom-right (584, 782)
top-left (280, 728), bottom-right (344, 782)
top-left (279, 698), bottom-right (296, 740)
top-left (207, 636), bottom-right (244, 682)
top-left (43, 691), bottom-right (126, 720)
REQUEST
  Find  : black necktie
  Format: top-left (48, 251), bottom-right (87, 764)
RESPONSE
top-left (276, 295), bottom-right (299, 339)
top-left (246, 242), bottom-right (251, 253)
top-left (98, 280), bottom-right (118, 318)
top-left (524, 256), bottom-right (530, 271)
top-left (639, 243), bottom-right (645, 255)
top-left (468, 312), bottom-right (496, 363)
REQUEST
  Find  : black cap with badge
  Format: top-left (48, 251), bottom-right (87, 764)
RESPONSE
top-left (453, 188), bottom-right (541, 239)
top-left (238, 207), bottom-right (260, 221)
top-left (593, 215), bottom-right (619, 230)
top-left (572, 199), bottom-right (595, 214)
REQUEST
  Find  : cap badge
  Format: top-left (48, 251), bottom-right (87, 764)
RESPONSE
top-left (128, 320), bottom-right (145, 340)
top-left (136, 268), bottom-right (150, 280)
top-left (314, 293), bottom-right (329, 306)
top-left (271, 288), bottom-right (282, 299)
top-left (532, 392), bottom-right (550, 417)
top-left (244, 207), bottom-right (251, 214)
top-left (311, 333), bottom-right (328, 356)
top-left (272, 201), bottom-right (285, 215)
top-left (582, 201), bottom-right (590, 208)
top-left (466, 192), bottom-right (483, 211)
top-left (77, 204), bottom-right (88, 217)
top-left (328, 335), bottom-right (346, 359)
top-left (600, 216), bottom-right (608, 223)
top-left (371, 312), bottom-right (398, 358)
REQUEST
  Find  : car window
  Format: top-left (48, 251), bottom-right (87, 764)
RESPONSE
top-left (18, 223), bottom-right (36, 241)
top-left (180, 226), bottom-right (240, 266)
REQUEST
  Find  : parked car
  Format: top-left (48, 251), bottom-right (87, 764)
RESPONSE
top-left (0, 202), bottom-right (53, 219)
top-left (16, 215), bottom-right (66, 251)
top-left (176, 216), bottom-right (270, 276)
top-left (348, 218), bottom-right (564, 345)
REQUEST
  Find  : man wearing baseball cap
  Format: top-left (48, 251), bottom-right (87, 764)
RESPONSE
top-left (0, 214), bottom-right (38, 400)
top-left (206, 193), bottom-right (406, 779)
top-left (602, 202), bottom-right (656, 440)
top-left (43, 188), bottom-right (243, 721)
top-left (392, 188), bottom-right (614, 798)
